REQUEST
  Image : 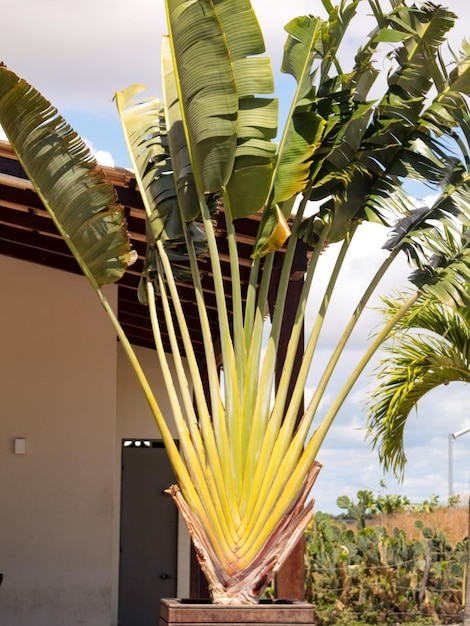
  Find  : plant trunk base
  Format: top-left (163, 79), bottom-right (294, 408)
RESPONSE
top-left (160, 598), bottom-right (315, 626)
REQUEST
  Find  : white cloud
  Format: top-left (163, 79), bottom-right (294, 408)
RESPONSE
top-left (84, 139), bottom-right (115, 167)
top-left (2, 0), bottom-right (166, 114)
top-left (94, 149), bottom-right (115, 167)
top-left (4, 0), bottom-right (468, 113)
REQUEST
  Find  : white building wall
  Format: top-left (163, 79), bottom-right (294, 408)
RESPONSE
top-left (0, 255), bottom-right (118, 626)
top-left (0, 254), bottom-right (191, 626)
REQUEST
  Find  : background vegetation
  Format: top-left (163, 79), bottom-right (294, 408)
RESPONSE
top-left (305, 490), bottom-right (468, 625)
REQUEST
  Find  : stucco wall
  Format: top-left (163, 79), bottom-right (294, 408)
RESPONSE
top-left (1, 254), bottom-right (192, 626)
top-left (0, 255), bottom-right (118, 626)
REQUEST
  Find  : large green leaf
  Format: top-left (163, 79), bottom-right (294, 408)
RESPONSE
top-left (225, 97), bottom-right (278, 219)
top-left (115, 84), bottom-right (181, 240)
top-left (251, 14), bottom-right (327, 258)
top-left (161, 36), bottom-right (202, 226)
top-left (116, 78), bottom-right (204, 254)
top-left (165, 0), bottom-right (238, 192)
top-left (0, 65), bottom-right (134, 286)
top-left (213, 0), bottom-right (278, 219)
top-left (115, 83), bottom-right (203, 296)
top-left (273, 15), bottom-right (326, 206)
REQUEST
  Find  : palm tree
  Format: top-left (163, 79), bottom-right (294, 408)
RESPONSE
top-left (2, 0), bottom-right (470, 605)
top-left (365, 293), bottom-right (470, 475)
top-left (365, 290), bottom-right (470, 626)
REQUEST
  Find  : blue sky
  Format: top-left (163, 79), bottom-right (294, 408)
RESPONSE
top-left (2, 0), bottom-right (470, 513)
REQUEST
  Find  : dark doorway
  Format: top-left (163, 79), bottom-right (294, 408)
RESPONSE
top-left (118, 440), bottom-right (178, 626)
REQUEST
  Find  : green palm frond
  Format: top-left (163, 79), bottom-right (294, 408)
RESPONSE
top-left (358, 6), bottom-right (455, 195)
top-left (366, 294), bottom-right (470, 476)
top-left (270, 1), bottom-right (463, 256)
top-left (388, 213), bottom-right (470, 306)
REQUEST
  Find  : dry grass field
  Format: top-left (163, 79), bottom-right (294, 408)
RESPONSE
top-left (369, 504), bottom-right (469, 545)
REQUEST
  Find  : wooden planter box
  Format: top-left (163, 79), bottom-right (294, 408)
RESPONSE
top-left (160, 598), bottom-right (315, 626)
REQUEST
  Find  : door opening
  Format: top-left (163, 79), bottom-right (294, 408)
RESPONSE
top-left (118, 440), bottom-right (177, 626)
